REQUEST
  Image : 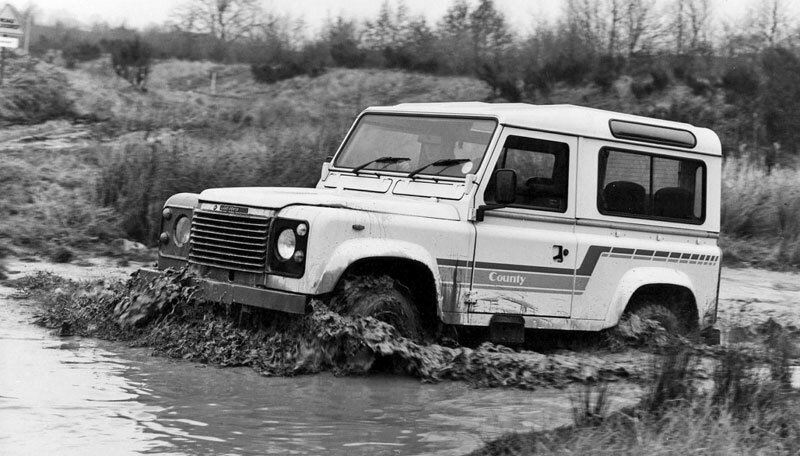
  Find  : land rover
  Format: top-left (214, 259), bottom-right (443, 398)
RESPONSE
top-left (143, 103), bottom-right (722, 343)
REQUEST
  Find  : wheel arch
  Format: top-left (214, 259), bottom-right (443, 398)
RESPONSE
top-left (605, 267), bottom-right (699, 328)
top-left (312, 239), bottom-right (441, 321)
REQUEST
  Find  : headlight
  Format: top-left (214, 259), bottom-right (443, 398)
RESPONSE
top-left (270, 218), bottom-right (308, 277)
top-left (276, 228), bottom-right (296, 260)
top-left (174, 215), bottom-right (191, 247)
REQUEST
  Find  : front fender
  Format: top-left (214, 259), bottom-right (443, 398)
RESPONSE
top-left (604, 267), bottom-right (697, 326)
top-left (164, 192), bottom-right (200, 209)
top-left (311, 238), bottom-right (442, 298)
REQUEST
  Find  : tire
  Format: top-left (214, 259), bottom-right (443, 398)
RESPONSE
top-left (632, 303), bottom-right (689, 336)
top-left (335, 275), bottom-right (424, 341)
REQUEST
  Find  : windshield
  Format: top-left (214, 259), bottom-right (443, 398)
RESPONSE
top-left (334, 114), bottom-right (497, 178)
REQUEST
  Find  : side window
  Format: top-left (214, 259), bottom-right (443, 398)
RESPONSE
top-left (598, 149), bottom-right (705, 223)
top-left (485, 135), bottom-right (569, 212)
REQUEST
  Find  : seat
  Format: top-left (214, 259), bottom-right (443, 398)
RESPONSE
top-left (603, 181), bottom-right (646, 214)
top-left (653, 187), bottom-right (694, 219)
top-left (526, 177), bottom-right (565, 210)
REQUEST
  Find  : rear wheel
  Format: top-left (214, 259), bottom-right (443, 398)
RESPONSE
top-left (632, 302), bottom-right (689, 336)
top-left (333, 275), bottom-right (424, 341)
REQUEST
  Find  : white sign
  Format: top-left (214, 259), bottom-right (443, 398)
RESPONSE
top-left (0, 35), bottom-right (17, 48)
top-left (0, 4), bottom-right (23, 37)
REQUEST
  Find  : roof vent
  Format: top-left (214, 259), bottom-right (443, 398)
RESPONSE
top-left (609, 120), bottom-right (696, 148)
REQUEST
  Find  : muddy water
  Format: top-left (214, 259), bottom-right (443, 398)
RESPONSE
top-left (3, 260), bottom-right (798, 455)
top-left (0, 289), bottom-right (640, 456)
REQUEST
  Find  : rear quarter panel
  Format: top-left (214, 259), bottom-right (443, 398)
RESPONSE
top-left (572, 137), bottom-right (722, 328)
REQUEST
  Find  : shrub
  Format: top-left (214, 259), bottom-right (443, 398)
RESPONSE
top-left (592, 54), bottom-right (624, 92)
top-left (108, 37), bottom-right (152, 90)
top-left (540, 54), bottom-right (592, 86)
top-left (477, 62), bottom-right (521, 102)
top-left (760, 48), bottom-right (800, 153)
top-left (649, 65), bottom-right (671, 91)
top-left (63, 42), bottom-right (102, 68)
top-left (251, 60), bottom-right (304, 84)
top-left (251, 43), bottom-right (329, 84)
top-left (94, 132), bottom-right (334, 244)
top-left (0, 66), bottom-right (75, 124)
top-left (721, 63), bottom-right (759, 102)
top-left (50, 246), bottom-right (75, 263)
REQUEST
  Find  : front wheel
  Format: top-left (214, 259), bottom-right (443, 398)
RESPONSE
top-left (333, 275), bottom-right (424, 341)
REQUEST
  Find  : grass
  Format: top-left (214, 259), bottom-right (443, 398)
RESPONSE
top-left (0, 147), bottom-right (123, 256)
top-left (471, 340), bottom-right (800, 455)
top-left (721, 156), bottom-right (800, 268)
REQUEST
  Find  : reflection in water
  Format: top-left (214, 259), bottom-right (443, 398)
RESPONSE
top-left (0, 292), bottom-right (641, 455)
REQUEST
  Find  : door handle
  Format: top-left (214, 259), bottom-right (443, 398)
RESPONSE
top-left (552, 245), bottom-right (569, 263)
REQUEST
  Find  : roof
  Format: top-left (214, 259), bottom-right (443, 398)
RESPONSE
top-left (364, 102), bottom-right (722, 156)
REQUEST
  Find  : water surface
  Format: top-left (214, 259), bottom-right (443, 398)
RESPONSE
top-left (0, 288), bottom-right (640, 455)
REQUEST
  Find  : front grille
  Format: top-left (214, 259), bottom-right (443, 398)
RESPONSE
top-left (189, 210), bottom-right (271, 272)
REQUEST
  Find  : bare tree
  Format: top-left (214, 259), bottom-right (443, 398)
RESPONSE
top-left (667, 0), bottom-right (712, 54)
top-left (608, 0), bottom-right (622, 55)
top-left (171, 0), bottom-right (262, 42)
top-left (674, 0), bottom-right (686, 53)
top-left (564, 0), bottom-right (607, 54)
top-left (750, 0), bottom-right (792, 47)
top-left (623, 0), bottom-right (657, 56)
top-left (686, 0), bottom-right (711, 50)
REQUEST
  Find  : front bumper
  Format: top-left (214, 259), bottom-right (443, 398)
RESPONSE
top-left (138, 268), bottom-right (309, 314)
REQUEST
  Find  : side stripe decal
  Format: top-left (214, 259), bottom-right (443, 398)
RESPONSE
top-left (437, 245), bottom-right (718, 284)
top-left (438, 245), bottom-right (614, 278)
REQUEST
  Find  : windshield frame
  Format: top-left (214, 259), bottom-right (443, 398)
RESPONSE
top-left (331, 112), bottom-right (499, 181)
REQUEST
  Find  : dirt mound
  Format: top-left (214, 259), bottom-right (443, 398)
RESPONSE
top-left (21, 270), bottom-right (644, 389)
top-left (0, 60), bottom-right (75, 126)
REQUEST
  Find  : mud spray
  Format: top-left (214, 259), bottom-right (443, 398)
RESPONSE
top-left (17, 268), bottom-right (773, 390)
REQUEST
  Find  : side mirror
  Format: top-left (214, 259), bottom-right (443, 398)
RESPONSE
top-left (475, 169), bottom-right (517, 222)
top-left (494, 169), bottom-right (517, 205)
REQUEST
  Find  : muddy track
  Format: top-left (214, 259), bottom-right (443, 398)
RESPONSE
top-left (0, 120), bottom-right (93, 151)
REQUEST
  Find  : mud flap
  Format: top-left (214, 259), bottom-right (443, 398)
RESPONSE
top-left (489, 314), bottom-right (525, 345)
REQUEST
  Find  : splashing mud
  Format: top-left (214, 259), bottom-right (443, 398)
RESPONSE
top-left (14, 269), bottom-right (650, 390)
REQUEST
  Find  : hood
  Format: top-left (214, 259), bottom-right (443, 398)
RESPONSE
top-left (198, 187), bottom-right (461, 221)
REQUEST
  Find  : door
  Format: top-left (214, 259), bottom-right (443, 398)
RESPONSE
top-left (470, 129), bottom-right (578, 318)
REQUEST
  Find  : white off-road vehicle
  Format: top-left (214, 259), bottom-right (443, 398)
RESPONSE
top-left (144, 103), bottom-right (722, 343)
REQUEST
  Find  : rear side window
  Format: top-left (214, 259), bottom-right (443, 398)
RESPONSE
top-left (598, 149), bottom-right (705, 223)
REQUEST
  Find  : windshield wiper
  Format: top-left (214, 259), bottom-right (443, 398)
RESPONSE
top-left (407, 158), bottom-right (471, 179)
top-left (350, 156), bottom-right (410, 174)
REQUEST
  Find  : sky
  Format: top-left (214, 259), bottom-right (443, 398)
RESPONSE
top-left (11, 0), bottom-right (776, 33)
